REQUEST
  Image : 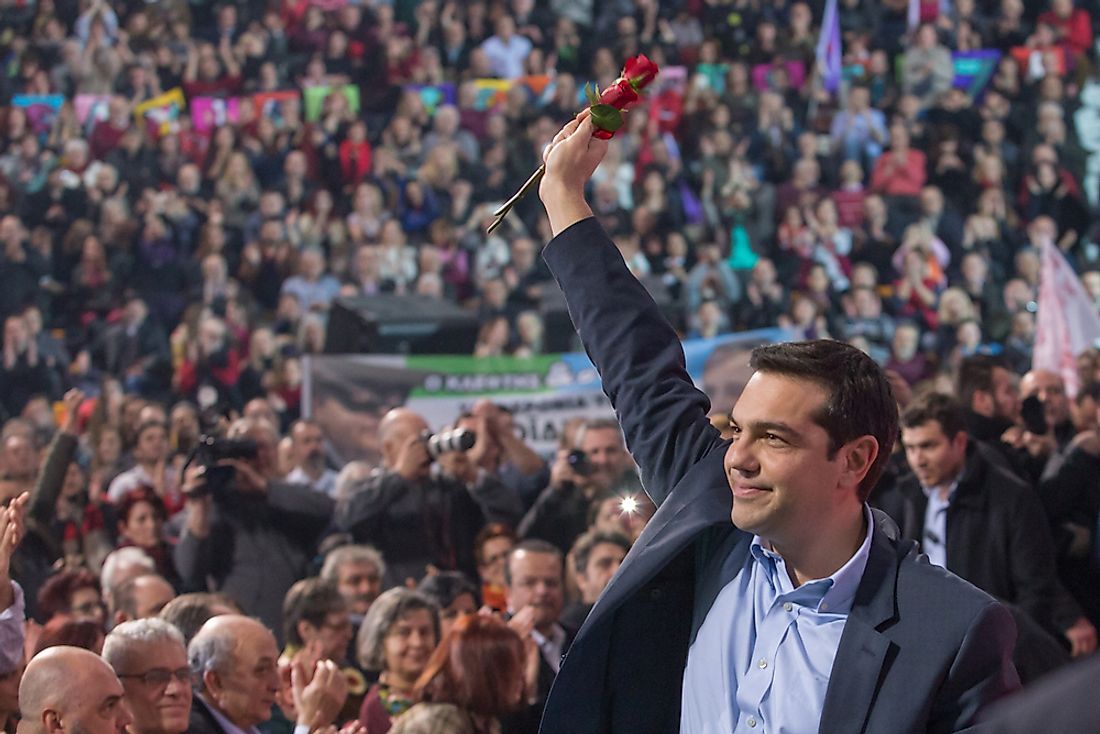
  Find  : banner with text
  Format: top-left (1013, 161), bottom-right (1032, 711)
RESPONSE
top-left (303, 329), bottom-right (788, 466)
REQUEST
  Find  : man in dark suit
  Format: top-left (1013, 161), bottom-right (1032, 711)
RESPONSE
top-left (981, 653), bottom-right (1100, 732)
top-left (533, 113), bottom-right (1019, 733)
top-left (502, 540), bottom-right (574, 734)
top-left (187, 615), bottom-right (346, 734)
top-left (878, 392), bottom-right (1095, 680)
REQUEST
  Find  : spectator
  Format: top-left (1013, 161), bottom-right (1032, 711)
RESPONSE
top-left (114, 487), bottom-right (177, 583)
top-left (320, 544), bottom-right (385, 627)
top-left (18, 647), bottom-right (132, 734)
top-left (176, 417), bottom-right (334, 636)
top-left (390, 614), bottom-right (526, 734)
top-left (561, 529), bottom-right (629, 631)
top-left (102, 619), bottom-right (192, 734)
top-left (107, 420), bottom-right (178, 509)
top-left (111, 573), bottom-right (176, 627)
top-left (285, 419), bottom-right (338, 497)
top-left (158, 592), bottom-right (240, 645)
top-left (356, 588), bottom-right (441, 734)
top-left (339, 408), bottom-right (520, 588)
top-left (416, 573), bottom-right (479, 639)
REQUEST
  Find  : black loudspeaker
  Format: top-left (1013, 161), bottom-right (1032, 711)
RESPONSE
top-left (325, 295), bottom-right (480, 354)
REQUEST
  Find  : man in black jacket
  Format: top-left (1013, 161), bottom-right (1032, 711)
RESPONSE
top-left (880, 391), bottom-right (1096, 679)
top-left (339, 408), bottom-right (521, 588)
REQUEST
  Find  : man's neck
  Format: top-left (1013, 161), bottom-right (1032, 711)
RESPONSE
top-left (299, 463), bottom-right (323, 481)
top-left (769, 507), bottom-right (868, 588)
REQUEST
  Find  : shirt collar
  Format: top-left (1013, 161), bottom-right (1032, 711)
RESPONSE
top-left (199, 694), bottom-right (262, 734)
top-left (530, 624), bottom-right (566, 650)
top-left (749, 505), bottom-right (875, 614)
top-left (920, 475), bottom-right (961, 503)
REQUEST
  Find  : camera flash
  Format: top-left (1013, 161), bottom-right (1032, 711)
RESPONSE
top-left (620, 495), bottom-right (639, 515)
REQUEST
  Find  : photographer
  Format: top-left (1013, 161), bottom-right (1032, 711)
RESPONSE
top-left (338, 408), bottom-right (521, 589)
top-left (175, 417), bottom-right (334, 638)
top-left (453, 400), bottom-right (548, 511)
top-left (518, 418), bottom-right (636, 554)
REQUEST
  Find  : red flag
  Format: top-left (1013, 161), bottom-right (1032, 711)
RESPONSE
top-left (1034, 239), bottom-right (1100, 396)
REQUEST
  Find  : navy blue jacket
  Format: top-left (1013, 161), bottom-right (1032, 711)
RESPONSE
top-left (538, 217), bottom-right (1020, 734)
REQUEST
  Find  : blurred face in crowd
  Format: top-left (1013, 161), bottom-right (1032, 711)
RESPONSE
top-left (1, 435), bottom-right (35, 480)
top-left (134, 424), bottom-right (168, 466)
top-left (335, 560), bottom-right (382, 617)
top-left (115, 638), bottom-right (191, 734)
top-left (291, 422), bottom-right (326, 473)
top-left (902, 420), bottom-right (967, 489)
top-left (125, 576), bottom-right (176, 621)
top-left (507, 550), bottom-right (563, 634)
top-left (578, 426), bottom-right (629, 490)
top-left (702, 347), bottom-right (756, 414)
top-left (438, 592), bottom-right (477, 639)
top-left (478, 535), bottom-right (514, 588)
top-left (299, 606), bottom-right (353, 664)
top-left (23, 649), bottom-right (133, 734)
top-left (69, 585), bottom-right (106, 626)
top-left (382, 609), bottom-right (437, 686)
top-left (576, 542), bottom-right (627, 605)
top-left (981, 366), bottom-right (1020, 422)
top-left (1020, 370), bottom-right (1069, 428)
top-left (120, 501), bottom-right (162, 548)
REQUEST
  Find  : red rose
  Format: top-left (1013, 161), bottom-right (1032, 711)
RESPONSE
top-left (623, 54), bottom-right (659, 89)
top-left (598, 79), bottom-right (640, 110)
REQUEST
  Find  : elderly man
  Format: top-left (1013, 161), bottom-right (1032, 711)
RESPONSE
top-left (18, 646), bottom-right (133, 734)
top-left (188, 615), bottom-right (345, 734)
top-left (102, 619), bottom-right (191, 734)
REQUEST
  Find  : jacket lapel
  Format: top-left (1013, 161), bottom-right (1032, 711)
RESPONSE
top-left (818, 511), bottom-right (901, 734)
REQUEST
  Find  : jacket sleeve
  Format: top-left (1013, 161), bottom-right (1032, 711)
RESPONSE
top-left (338, 473), bottom-right (409, 540)
top-left (266, 481), bottom-right (335, 542)
top-left (931, 600), bottom-right (1020, 732)
top-left (542, 217), bottom-right (724, 507)
top-left (467, 473), bottom-right (522, 526)
top-left (29, 431), bottom-right (78, 524)
top-left (1007, 486), bottom-right (1083, 633)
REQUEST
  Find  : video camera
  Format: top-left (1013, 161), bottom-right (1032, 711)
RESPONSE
top-left (182, 434), bottom-right (260, 497)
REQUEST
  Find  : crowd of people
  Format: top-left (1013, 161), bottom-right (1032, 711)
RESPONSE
top-left (1, 0), bottom-right (1100, 731)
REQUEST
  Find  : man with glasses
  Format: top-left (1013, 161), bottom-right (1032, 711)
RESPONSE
top-left (103, 619), bottom-right (191, 734)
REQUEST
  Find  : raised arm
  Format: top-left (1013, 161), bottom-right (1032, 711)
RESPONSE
top-left (538, 116), bottom-right (724, 506)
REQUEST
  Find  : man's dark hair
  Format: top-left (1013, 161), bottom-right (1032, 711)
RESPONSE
top-left (282, 577), bottom-right (347, 647)
top-left (1076, 380), bottom-right (1100, 406)
top-left (159, 592), bottom-right (241, 644)
top-left (749, 340), bottom-right (898, 502)
top-left (956, 354), bottom-right (1010, 411)
top-left (503, 539), bottom-right (563, 587)
top-left (571, 529), bottom-right (631, 576)
top-left (900, 392), bottom-right (968, 438)
top-left (418, 572), bottom-right (480, 610)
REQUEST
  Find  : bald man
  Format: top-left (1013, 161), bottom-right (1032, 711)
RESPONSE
top-left (1020, 369), bottom-right (1075, 450)
top-left (18, 646), bottom-right (133, 734)
top-left (339, 408), bottom-right (521, 586)
top-left (187, 615), bottom-right (345, 734)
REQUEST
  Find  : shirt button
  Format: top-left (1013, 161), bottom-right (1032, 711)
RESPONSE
top-left (783, 602), bottom-right (793, 612)
top-left (821, 602), bottom-right (829, 611)
top-left (758, 658), bottom-right (768, 669)
top-left (747, 716), bottom-right (757, 728)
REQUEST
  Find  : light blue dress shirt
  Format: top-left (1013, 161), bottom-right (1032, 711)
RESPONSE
top-left (680, 508), bottom-right (874, 733)
top-left (920, 479), bottom-right (958, 570)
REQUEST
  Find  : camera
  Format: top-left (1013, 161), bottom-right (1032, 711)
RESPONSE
top-left (1020, 395), bottom-right (1048, 436)
top-left (425, 428), bottom-right (476, 459)
top-left (183, 434), bottom-right (260, 496)
top-left (567, 449), bottom-right (592, 476)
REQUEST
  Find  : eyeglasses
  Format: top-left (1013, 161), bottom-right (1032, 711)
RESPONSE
top-left (118, 667), bottom-right (192, 688)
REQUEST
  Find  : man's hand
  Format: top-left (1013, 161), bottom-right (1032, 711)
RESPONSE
top-left (221, 458), bottom-right (268, 494)
top-left (0, 492), bottom-right (28, 610)
top-left (539, 113), bottom-right (607, 237)
top-left (1064, 617), bottom-right (1098, 658)
top-left (292, 658), bottom-right (348, 732)
top-left (393, 435), bottom-right (431, 482)
top-left (60, 389), bottom-right (85, 436)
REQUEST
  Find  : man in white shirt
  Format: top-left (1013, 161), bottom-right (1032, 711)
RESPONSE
top-left (284, 420), bottom-right (337, 497)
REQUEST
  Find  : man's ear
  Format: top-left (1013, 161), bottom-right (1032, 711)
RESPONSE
top-left (43, 709), bottom-right (64, 734)
top-left (203, 668), bottom-right (223, 700)
top-left (113, 610), bottom-right (129, 628)
top-left (841, 436), bottom-right (879, 490)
